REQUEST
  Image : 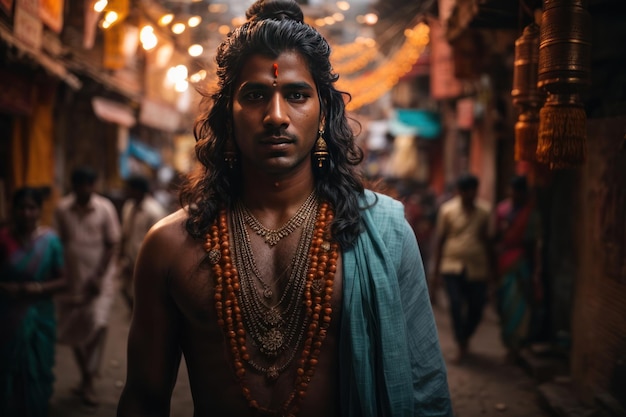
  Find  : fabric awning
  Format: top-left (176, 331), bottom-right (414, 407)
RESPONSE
top-left (389, 109), bottom-right (441, 139)
top-left (0, 23), bottom-right (81, 90)
top-left (92, 97), bottom-right (136, 127)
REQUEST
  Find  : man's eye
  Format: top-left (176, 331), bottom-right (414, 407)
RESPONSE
top-left (287, 92), bottom-right (307, 101)
top-left (245, 92), bottom-right (265, 100)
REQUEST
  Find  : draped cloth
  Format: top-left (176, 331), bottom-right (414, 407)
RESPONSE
top-left (0, 227), bottom-right (64, 417)
top-left (495, 199), bottom-right (541, 350)
top-left (340, 191), bottom-right (453, 417)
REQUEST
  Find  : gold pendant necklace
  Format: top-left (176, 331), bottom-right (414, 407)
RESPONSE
top-left (240, 191), bottom-right (317, 246)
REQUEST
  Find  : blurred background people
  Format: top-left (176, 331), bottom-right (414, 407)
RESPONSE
top-left (494, 175), bottom-right (543, 362)
top-left (53, 167), bottom-right (120, 406)
top-left (0, 187), bottom-right (66, 417)
top-left (433, 173), bottom-right (493, 363)
top-left (118, 174), bottom-right (166, 312)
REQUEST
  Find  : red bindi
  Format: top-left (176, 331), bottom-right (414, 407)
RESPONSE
top-left (273, 63), bottom-right (279, 78)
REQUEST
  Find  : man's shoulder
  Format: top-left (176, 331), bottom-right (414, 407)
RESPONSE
top-left (439, 196), bottom-right (460, 214)
top-left (361, 189), bottom-right (404, 213)
top-left (475, 198), bottom-right (492, 215)
top-left (91, 193), bottom-right (116, 208)
top-left (146, 209), bottom-right (189, 244)
top-left (360, 189), bottom-right (409, 232)
top-left (55, 194), bottom-right (75, 211)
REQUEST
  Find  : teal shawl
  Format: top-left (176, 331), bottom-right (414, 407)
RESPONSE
top-left (340, 191), bottom-right (452, 416)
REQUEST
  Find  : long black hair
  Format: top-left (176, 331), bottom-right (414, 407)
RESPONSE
top-left (179, 0), bottom-right (365, 248)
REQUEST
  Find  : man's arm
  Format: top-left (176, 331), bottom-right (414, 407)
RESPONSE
top-left (117, 225), bottom-right (182, 417)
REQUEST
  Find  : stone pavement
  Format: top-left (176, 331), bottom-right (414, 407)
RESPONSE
top-left (49, 295), bottom-right (193, 417)
top-left (432, 293), bottom-right (552, 417)
top-left (48, 290), bottom-right (552, 417)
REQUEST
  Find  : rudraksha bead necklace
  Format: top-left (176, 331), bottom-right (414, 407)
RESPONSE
top-left (205, 201), bottom-right (338, 417)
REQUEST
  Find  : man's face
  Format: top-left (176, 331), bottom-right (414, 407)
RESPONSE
top-left (231, 51), bottom-right (321, 177)
top-left (459, 188), bottom-right (477, 206)
top-left (74, 182), bottom-right (94, 205)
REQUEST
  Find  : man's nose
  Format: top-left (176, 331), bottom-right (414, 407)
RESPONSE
top-left (263, 93), bottom-right (289, 128)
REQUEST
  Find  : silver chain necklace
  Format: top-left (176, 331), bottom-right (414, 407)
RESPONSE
top-left (231, 197), bottom-right (319, 380)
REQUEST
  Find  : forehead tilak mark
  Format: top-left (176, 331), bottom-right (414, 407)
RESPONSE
top-left (272, 63), bottom-right (278, 86)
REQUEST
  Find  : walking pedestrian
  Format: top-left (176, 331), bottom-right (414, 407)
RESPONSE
top-left (118, 174), bottom-right (166, 312)
top-left (54, 167), bottom-right (121, 406)
top-left (494, 175), bottom-right (543, 362)
top-left (0, 186), bottom-right (66, 417)
top-left (117, 1), bottom-right (452, 416)
top-left (433, 173), bottom-right (493, 363)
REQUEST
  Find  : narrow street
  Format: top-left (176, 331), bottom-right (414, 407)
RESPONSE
top-left (49, 290), bottom-right (551, 417)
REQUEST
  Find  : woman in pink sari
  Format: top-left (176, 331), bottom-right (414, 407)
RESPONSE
top-left (494, 176), bottom-right (542, 361)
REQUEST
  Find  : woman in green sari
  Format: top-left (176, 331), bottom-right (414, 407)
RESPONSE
top-left (0, 187), bottom-right (66, 417)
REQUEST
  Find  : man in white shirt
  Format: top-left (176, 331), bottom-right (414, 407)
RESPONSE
top-left (118, 174), bottom-right (166, 312)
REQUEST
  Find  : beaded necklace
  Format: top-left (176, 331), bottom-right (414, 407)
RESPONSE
top-left (232, 198), bottom-right (317, 368)
top-left (205, 201), bottom-right (339, 417)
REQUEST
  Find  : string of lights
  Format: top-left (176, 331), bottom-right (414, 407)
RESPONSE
top-left (92, 0), bottom-right (431, 110)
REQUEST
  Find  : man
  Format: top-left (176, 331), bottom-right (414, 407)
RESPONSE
top-left (54, 166), bottom-right (120, 406)
top-left (117, 1), bottom-right (452, 416)
top-left (118, 174), bottom-right (166, 312)
top-left (433, 173), bottom-right (493, 364)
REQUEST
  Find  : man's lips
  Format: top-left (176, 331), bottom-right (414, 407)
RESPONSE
top-left (259, 135), bottom-right (295, 145)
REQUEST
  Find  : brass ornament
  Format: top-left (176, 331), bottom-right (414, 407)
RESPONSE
top-left (512, 23), bottom-right (543, 163)
top-left (313, 130), bottom-right (329, 169)
top-left (536, 0), bottom-right (591, 169)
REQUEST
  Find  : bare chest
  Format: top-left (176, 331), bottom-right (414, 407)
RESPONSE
top-left (169, 231), bottom-right (343, 416)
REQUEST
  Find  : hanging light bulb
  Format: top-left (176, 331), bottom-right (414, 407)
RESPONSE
top-left (175, 80), bottom-right (189, 93)
top-left (105, 11), bottom-right (118, 23)
top-left (171, 23), bottom-right (186, 34)
top-left (363, 13), bottom-right (378, 25)
top-left (94, 0), bottom-right (108, 13)
top-left (159, 14), bottom-right (174, 26)
top-left (189, 70), bottom-right (207, 83)
top-left (140, 25), bottom-right (158, 50)
top-left (336, 1), bottom-right (350, 11)
top-left (188, 16), bottom-right (202, 27)
top-left (188, 44), bottom-right (204, 57)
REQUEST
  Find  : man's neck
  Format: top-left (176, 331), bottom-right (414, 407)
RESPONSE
top-left (239, 168), bottom-right (316, 222)
top-left (461, 200), bottom-right (475, 212)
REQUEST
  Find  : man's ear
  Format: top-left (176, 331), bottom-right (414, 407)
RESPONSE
top-left (319, 113), bottom-right (326, 132)
top-left (319, 98), bottom-right (327, 130)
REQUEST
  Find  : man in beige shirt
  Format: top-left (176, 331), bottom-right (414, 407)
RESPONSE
top-left (54, 167), bottom-right (121, 406)
top-left (433, 173), bottom-right (493, 363)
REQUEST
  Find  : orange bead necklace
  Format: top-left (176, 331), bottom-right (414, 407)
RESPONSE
top-left (205, 201), bottom-right (339, 417)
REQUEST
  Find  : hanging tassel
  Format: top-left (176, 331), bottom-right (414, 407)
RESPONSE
top-left (536, 0), bottom-right (591, 169)
top-left (515, 110), bottom-right (539, 162)
top-left (536, 95), bottom-right (587, 169)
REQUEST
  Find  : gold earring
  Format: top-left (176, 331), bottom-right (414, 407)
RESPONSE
top-left (224, 137), bottom-right (237, 169)
top-left (313, 130), bottom-right (329, 168)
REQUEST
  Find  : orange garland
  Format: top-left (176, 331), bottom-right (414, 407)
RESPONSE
top-left (204, 202), bottom-right (339, 416)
